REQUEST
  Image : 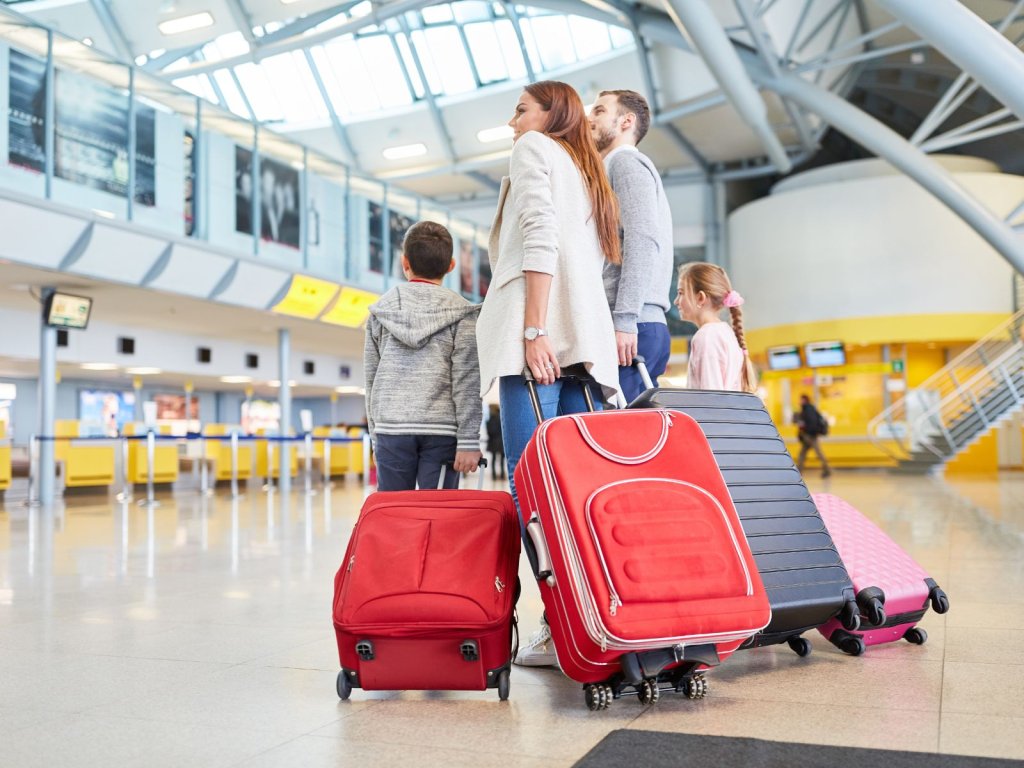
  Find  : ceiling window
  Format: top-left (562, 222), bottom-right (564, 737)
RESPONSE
top-left (464, 22), bottom-right (507, 84)
top-left (211, 69), bottom-right (251, 117)
top-left (172, 75), bottom-right (219, 105)
top-left (411, 27), bottom-right (477, 95)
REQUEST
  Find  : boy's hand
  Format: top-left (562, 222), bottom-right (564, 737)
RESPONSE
top-left (453, 450), bottom-right (482, 473)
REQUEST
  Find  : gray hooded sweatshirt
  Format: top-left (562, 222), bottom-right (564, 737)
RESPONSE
top-left (364, 282), bottom-right (482, 451)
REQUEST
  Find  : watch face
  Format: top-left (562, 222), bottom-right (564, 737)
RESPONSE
top-left (524, 327), bottom-right (538, 341)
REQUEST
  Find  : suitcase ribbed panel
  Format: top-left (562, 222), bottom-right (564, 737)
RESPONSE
top-left (630, 389), bottom-right (857, 646)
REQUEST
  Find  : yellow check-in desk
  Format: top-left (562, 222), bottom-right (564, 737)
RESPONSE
top-left (0, 422), bottom-right (11, 491)
top-left (203, 424), bottom-right (252, 482)
top-left (255, 429), bottom-right (298, 479)
top-left (54, 420), bottom-right (116, 488)
top-left (346, 426), bottom-right (374, 477)
top-left (124, 422), bottom-right (179, 484)
top-left (311, 427), bottom-right (350, 477)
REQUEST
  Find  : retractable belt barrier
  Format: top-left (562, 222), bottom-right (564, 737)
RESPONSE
top-left (23, 432), bottom-right (369, 505)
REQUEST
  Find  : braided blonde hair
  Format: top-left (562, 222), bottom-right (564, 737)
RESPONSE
top-left (678, 262), bottom-right (759, 393)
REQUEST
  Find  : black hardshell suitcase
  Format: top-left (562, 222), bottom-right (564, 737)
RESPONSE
top-left (628, 369), bottom-right (860, 656)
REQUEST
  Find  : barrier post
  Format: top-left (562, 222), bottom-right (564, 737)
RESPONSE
top-left (323, 437), bottom-right (331, 488)
top-left (199, 436), bottom-right (211, 496)
top-left (25, 434), bottom-right (40, 508)
top-left (230, 431), bottom-right (240, 499)
top-left (363, 434), bottom-right (372, 491)
top-left (117, 436), bottom-right (132, 503)
top-left (140, 430), bottom-right (159, 507)
top-left (304, 433), bottom-right (314, 496)
top-left (265, 439), bottom-right (275, 492)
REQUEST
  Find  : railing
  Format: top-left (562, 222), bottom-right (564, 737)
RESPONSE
top-left (868, 308), bottom-right (1024, 461)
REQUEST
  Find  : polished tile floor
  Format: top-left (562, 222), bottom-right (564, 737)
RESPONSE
top-left (1, 469), bottom-right (1022, 767)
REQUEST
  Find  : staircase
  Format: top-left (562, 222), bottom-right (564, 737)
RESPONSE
top-left (868, 310), bottom-right (1024, 474)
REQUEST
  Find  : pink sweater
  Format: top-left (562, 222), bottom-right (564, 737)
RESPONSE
top-left (688, 321), bottom-right (745, 391)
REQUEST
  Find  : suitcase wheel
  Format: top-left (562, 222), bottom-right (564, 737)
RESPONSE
top-left (787, 636), bottom-right (812, 658)
top-left (584, 683), bottom-right (613, 711)
top-left (865, 597), bottom-right (886, 628)
top-left (838, 635), bottom-right (865, 656)
top-left (497, 669), bottom-right (510, 702)
top-left (684, 673), bottom-right (709, 700)
top-left (930, 588), bottom-right (950, 615)
top-left (336, 670), bottom-right (352, 701)
top-left (637, 678), bottom-right (660, 706)
top-left (904, 627), bottom-right (928, 645)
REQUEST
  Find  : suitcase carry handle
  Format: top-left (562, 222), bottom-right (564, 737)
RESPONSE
top-left (526, 515), bottom-right (555, 586)
top-left (436, 457), bottom-right (489, 490)
top-left (523, 364), bottom-right (597, 426)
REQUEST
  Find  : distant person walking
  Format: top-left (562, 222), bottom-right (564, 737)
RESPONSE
top-left (796, 394), bottom-right (832, 478)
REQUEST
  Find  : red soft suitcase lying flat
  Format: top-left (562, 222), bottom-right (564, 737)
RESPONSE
top-left (812, 493), bottom-right (949, 655)
top-left (332, 479), bottom-right (520, 700)
top-left (515, 398), bottom-right (771, 711)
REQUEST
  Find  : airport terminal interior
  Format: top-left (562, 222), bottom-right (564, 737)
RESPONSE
top-left (0, 0), bottom-right (1023, 765)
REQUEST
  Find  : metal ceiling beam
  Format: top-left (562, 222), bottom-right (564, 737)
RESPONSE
top-left (225, 0), bottom-right (258, 46)
top-left (167, 0), bottom-right (437, 78)
top-left (302, 48), bottom-right (361, 170)
top-left (88, 0), bottom-right (133, 61)
top-left (466, 170), bottom-right (500, 192)
top-left (502, 1), bottom-right (536, 83)
top-left (661, 0), bottom-right (792, 173)
top-left (144, 44), bottom-right (206, 71)
top-left (876, 0), bottom-right (1024, 125)
top-left (397, 15), bottom-right (457, 162)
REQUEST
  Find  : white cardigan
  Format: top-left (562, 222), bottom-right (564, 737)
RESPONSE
top-left (476, 131), bottom-right (620, 403)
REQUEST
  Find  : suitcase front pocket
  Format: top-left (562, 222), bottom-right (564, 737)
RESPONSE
top-left (586, 479), bottom-right (754, 610)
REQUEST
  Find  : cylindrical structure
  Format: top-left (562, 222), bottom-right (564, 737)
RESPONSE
top-left (278, 328), bottom-right (291, 495)
top-left (38, 287), bottom-right (57, 505)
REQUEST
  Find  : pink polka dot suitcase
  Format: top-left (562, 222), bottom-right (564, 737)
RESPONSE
top-left (812, 493), bottom-right (949, 655)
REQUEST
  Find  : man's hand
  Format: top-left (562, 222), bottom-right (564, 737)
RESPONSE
top-left (453, 450), bottom-right (483, 474)
top-left (616, 331), bottom-right (638, 367)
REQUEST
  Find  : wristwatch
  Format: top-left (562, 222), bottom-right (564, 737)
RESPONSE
top-left (523, 326), bottom-right (548, 341)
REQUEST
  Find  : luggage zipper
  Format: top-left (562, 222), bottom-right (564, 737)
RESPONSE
top-left (347, 555), bottom-right (355, 572)
top-left (609, 593), bottom-right (622, 616)
top-left (495, 576), bottom-right (505, 593)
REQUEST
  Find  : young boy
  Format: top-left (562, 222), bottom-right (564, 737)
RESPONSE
top-left (363, 221), bottom-right (483, 490)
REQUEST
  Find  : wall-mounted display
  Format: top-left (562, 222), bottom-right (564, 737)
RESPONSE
top-left (241, 399), bottom-right (280, 434)
top-left (805, 340), bottom-right (846, 368)
top-left (767, 344), bottom-right (802, 371)
top-left (43, 291), bottom-right (92, 329)
top-left (154, 394), bottom-right (199, 434)
top-left (235, 146), bottom-right (300, 248)
top-left (7, 49), bottom-right (46, 173)
top-left (389, 209), bottom-right (415, 279)
top-left (79, 389), bottom-right (136, 436)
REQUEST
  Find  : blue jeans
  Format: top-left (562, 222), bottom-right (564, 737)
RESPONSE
top-left (618, 322), bottom-right (671, 404)
top-left (499, 375), bottom-right (603, 574)
top-left (373, 434), bottom-right (460, 491)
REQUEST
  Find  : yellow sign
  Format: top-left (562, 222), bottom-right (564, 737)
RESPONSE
top-left (320, 287), bottom-right (379, 328)
top-left (330, 392), bottom-right (338, 403)
top-left (133, 376), bottom-right (142, 390)
top-left (244, 385), bottom-right (254, 399)
top-left (55, 369), bottom-right (62, 384)
top-left (184, 380), bottom-right (194, 394)
top-left (272, 275), bottom-right (341, 320)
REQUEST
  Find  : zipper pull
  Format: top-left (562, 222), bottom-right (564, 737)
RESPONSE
top-left (347, 555), bottom-right (355, 572)
top-left (600, 633), bottom-right (608, 652)
top-left (494, 577), bottom-right (505, 593)
top-left (609, 593), bottom-right (621, 616)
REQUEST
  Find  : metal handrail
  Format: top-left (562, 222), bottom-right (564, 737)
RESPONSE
top-left (867, 308), bottom-right (1024, 460)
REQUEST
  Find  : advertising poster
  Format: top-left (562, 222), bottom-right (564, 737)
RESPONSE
top-left (235, 146), bottom-right (300, 248)
top-left (79, 389), bottom-right (136, 437)
top-left (389, 208), bottom-right (414, 279)
top-left (459, 240), bottom-right (476, 300)
top-left (241, 399), bottom-right (280, 434)
top-left (54, 68), bottom-right (156, 204)
top-left (184, 130), bottom-right (196, 235)
top-left (8, 49), bottom-right (47, 172)
top-left (368, 201), bottom-right (384, 273)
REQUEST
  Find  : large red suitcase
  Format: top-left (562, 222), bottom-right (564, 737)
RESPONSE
top-left (332, 487), bottom-right (520, 700)
top-left (812, 493), bottom-right (949, 655)
top-left (515, 405), bottom-right (771, 710)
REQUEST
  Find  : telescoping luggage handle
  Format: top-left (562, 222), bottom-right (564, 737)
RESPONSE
top-left (523, 364), bottom-right (596, 426)
top-left (436, 457), bottom-right (489, 490)
top-left (632, 356), bottom-right (655, 392)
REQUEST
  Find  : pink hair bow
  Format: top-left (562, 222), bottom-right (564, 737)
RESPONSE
top-left (723, 290), bottom-right (745, 308)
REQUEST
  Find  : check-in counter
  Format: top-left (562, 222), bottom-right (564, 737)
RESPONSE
top-left (203, 424), bottom-right (252, 482)
top-left (312, 426), bottom-right (350, 477)
top-left (346, 426), bottom-right (373, 478)
top-left (0, 423), bottom-right (10, 492)
top-left (54, 420), bottom-right (116, 488)
top-left (255, 428), bottom-right (298, 479)
top-left (124, 422), bottom-right (179, 484)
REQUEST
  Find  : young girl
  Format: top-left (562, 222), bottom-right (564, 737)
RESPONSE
top-left (674, 262), bottom-right (758, 393)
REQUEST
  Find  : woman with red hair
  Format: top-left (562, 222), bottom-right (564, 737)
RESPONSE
top-left (476, 80), bottom-right (621, 667)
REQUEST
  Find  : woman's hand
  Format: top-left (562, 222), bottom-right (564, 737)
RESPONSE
top-left (526, 336), bottom-right (560, 385)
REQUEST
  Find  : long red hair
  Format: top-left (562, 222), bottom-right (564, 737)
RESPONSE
top-left (524, 80), bottom-right (621, 265)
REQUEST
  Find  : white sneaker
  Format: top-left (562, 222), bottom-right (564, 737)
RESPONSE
top-left (514, 622), bottom-right (558, 667)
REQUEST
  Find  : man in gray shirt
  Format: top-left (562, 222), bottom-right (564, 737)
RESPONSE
top-left (590, 89), bottom-right (674, 402)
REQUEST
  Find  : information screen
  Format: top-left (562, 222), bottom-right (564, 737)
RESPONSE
top-left (767, 345), bottom-right (802, 371)
top-left (45, 292), bottom-right (92, 329)
top-left (805, 340), bottom-right (846, 368)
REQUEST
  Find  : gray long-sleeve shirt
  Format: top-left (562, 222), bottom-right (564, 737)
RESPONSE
top-left (602, 146), bottom-right (674, 334)
top-left (364, 283), bottom-right (482, 451)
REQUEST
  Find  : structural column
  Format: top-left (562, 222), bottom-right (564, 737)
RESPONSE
top-left (278, 328), bottom-right (291, 495)
top-left (38, 287), bottom-right (57, 505)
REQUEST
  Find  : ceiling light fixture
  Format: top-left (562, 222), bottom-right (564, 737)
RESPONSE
top-left (80, 362), bottom-right (119, 371)
top-left (219, 375), bottom-right (253, 384)
top-left (91, 208), bottom-right (115, 219)
top-left (335, 386), bottom-right (365, 395)
top-left (158, 12), bottom-right (215, 36)
top-left (82, 37), bottom-right (93, 47)
top-left (382, 143), bottom-right (427, 160)
top-left (280, 0), bottom-right (307, 4)
top-left (268, 380), bottom-right (297, 388)
top-left (477, 125), bottom-right (514, 143)
top-left (125, 367), bottom-right (162, 375)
